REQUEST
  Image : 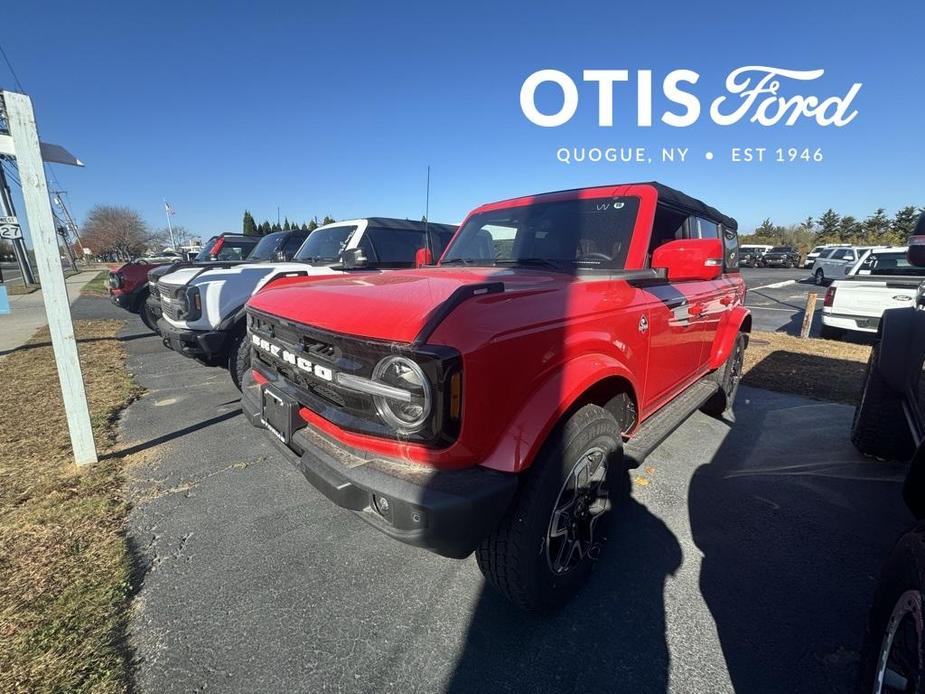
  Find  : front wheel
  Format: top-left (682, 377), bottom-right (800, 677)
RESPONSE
top-left (858, 524), bottom-right (925, 693)
top-left (814, 269), bottom-right (826, 286)
top-left (227, 330), bottom-right (251, 391)
top-left (138, 291), bottom-right (160, 334)
top-left (851, 344), bottom-right (916, 461)
top-left (476, 403), bottom-right (625, 610)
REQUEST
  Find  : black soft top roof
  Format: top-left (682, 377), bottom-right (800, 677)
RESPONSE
top-left (644, 181), bottom-right (738, 231)
top-left (360, 217), bottom-right (457, 234)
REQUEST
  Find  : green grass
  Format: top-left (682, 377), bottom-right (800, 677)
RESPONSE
top-left (0, 320), bottom-right (141, 693)
top-left (80, 272), bottom-right (109, 297)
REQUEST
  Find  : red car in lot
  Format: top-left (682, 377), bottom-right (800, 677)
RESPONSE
top-left (241, 182), bottom-right (749, 609)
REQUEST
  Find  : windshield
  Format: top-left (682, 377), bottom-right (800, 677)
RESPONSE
top-left (440, 196), bottom-right (640, 271)
top-left (857, 251), bottom-right (924, 276)
top-left (810, 247), bottom-right (825, 254)
top-left (294, 225), bottom-right (357, 264)
top-left (247, 231), bottom-right (289, 262)
top-left (769, 246), bottom-right (790, 253)
top-left (194, 236), bottom-right (256, 262)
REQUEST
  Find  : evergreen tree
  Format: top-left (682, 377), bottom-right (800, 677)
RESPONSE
top-left (272, 222), bottom-right (282, 232)
top-left (258, 221), bottom-right (272, 236)
top-left (892, 206), bottom-right (919, 243)
top-left (243, 210), bottom-right (259, 236)
top-left (322, 215), bottom-right (336, 226)
top-left (283, 217), bottom-right (291, 231)
top-left (816, 209), bottom-right (841, 242)
top-left (839, 216), bottom-right (861, 244)
top-left (863, 208), bottom-right (890, 245)
top-left (307, 218), bottom-right (319, 232)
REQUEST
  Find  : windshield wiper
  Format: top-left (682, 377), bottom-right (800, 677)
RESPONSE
top-left (495, 258), bottom-right (566, 270)
top-left (440, 257), bottom-right (477, 265)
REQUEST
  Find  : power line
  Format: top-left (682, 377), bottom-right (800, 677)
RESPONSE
top-left (0, 41), bottom-right (24, 92)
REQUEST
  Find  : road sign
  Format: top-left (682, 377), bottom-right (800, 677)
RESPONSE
top-left (0, 215), bottom-right (22, 240)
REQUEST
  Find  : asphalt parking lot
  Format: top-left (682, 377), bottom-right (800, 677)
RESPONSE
top-left (68, 294), bottom-right (913, 693)
top-left (740, 266), bottom-right (826, 335)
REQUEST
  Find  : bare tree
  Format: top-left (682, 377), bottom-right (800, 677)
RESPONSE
top-left (81, 205), bottom-right (151, 260)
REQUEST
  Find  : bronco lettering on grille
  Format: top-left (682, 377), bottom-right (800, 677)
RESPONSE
top-left (251, 334), bottom-right (334, 382)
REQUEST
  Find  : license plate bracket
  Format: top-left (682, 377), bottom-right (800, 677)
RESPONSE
top-left (262, 386), bottom-right (301, 445)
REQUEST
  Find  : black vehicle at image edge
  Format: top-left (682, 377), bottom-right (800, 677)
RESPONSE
top-left (854, 213), bottom-right (925, 692)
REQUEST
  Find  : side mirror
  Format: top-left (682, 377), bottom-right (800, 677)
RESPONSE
top-left (652, 238), bottom-right (724, 282)
top-left (908, 238), bottom-right (925, 268)
top-left (340, 247), bottom-right (368, 269)
top-left (415, 247), bottom-right (433, 268)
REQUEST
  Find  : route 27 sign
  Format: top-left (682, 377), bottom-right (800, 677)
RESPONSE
top-left (0, 216), bottom-right (22, 240)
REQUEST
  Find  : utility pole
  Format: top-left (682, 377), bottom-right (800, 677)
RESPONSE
top-left (163, 199), bottom-right (177, 250)
top-left (0, 162), bottom-right (35, 284)
top-left (424, 165), bottom-right (430, 233)
top-left (52, 191), bottom-right (86, 259)
top-left (0, 90), bottom-right (95, 464)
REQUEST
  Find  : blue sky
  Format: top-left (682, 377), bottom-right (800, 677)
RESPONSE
top-left (2, 0), bottom-right (924, 242)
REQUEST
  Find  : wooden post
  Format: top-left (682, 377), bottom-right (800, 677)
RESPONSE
top-left (3, 91), bottom-right (97, 464)
top-left (800, 292), bottom-right (818, 339)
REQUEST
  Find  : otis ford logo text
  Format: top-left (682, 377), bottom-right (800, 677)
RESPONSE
top-left (520, 66), bottom-right (861, 128)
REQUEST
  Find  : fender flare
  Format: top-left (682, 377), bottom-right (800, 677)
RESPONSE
top-left (707, 306), bottom-right (751, 370)
top-left (217, 304), bottom-right (248, 332)
top-left (479, 353), bottom-right (640, 474)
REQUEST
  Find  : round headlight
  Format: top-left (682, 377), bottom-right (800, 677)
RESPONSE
top-left (372, 356), bottom-right (431, 433)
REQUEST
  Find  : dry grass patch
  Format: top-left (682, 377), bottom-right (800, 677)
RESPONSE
top-left (4, 283), bottom-right (39, 296)
top-left (0, 320), bottom-right (141, 693)
top-left (743, 330), bottom-right (872, 405)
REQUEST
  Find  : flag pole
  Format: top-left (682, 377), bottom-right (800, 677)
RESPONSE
top-left (164, 199), bottom-right (176, 250)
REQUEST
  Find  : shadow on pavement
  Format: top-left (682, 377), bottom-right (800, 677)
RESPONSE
top-left (445, 469), bottom-right (681, 693)
top-left (0, 331), bottom-right (153, 357)
top-left (103, 408), bottom-right (242, 460)
top-left (689, 384), bottom-right (910, 691)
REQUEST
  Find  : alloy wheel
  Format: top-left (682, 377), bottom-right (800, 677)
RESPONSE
top-left (545, 446), bottom-right (610, 575)
top-left (874, 589), bottom-right (923, 693)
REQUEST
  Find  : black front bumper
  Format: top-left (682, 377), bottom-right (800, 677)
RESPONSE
top-left (241, 370), bottom-right (517, 559)
top-left (158, 319), bottom-right (229, 359)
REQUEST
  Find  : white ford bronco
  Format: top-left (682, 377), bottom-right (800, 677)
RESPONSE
top-left (156, 218), bottom-right (456, 387)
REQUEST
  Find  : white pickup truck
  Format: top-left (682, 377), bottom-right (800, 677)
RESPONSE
top-left (155, 218), bottom-right (456, 387)
top-left (820, 246), bottom-right (923, 339)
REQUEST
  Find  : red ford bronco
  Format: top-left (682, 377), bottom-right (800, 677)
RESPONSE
top-left (241, 182), bottom-right (750, 609)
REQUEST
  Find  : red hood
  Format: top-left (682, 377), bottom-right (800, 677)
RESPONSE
top-left (246, 267), bottom-right (567, 343)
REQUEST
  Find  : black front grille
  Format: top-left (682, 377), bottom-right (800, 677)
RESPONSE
top-left (149, 282), bottom-right (160, 299)
top-left (248, 308), bottom-right (461, 446)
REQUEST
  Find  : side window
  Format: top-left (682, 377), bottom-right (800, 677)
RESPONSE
top-left (695, 218), bottom-right (719, 239)
top-left (831, 249), bottom-right (849, 261)
top-left (722, 225), bottom-right (740, 272)
top-left (216, 242), bottom-right (249, 261)
top-left (363, 227), bottom-right (428, 267)
top-left (647, 206), bottom-right (688, 261)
